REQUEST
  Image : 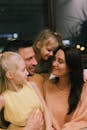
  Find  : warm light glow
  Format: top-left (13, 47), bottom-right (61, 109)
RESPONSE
top-left (80, 46), bottom-right (85, 51)
top-left (76, 44), bottom-right (80, 49)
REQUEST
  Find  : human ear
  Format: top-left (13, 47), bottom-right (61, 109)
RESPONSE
top-left (6, 71), bottom-right (14, 80)
top-left (36, 42), bottom-right (41, 49)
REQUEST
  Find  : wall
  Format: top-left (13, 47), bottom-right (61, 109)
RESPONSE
top-left (0, 0), bottom-right (48, 40)
top-left (56, 0), bottom-right (87, 38)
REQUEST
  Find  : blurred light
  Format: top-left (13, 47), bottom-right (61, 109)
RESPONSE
top-left (62, 40), bottom-right (70, 45)
top-left (13, 33), bottom-right (18, 38)
top-left (80, 46), bottom-right (85, 51)
top-left (76, 44), bottom-right (80, 49)
top-left (0, 33), bottom-right (18, 39)
top-left (0, 34), bottom-right (12, 38)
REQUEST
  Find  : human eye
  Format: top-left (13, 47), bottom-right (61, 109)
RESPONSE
top-left (58, 59), bottom-right (64, 64)
top-left (47, 48), bottom-right (51, 52)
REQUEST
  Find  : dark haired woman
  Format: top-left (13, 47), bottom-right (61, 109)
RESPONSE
top-left (44, 45), bottom-right (87, 130)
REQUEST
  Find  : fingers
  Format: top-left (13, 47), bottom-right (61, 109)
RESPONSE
top-left (26, 109), bottom-right (44, 130)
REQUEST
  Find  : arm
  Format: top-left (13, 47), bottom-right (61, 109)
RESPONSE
top-left (0, 96), bottom-right (5, 111)
top-left (61, 93), bottom-right (87, 130)
top-left (31, 82), bottom-right (53, 130)
top-left (50, 84), bottom-right (87, 130)
top-left (7, 109), bottom-right (44, 130)
top-left (0, 96), bottom-right (6, 129)
top-left (83, 69), bottom-right (87, 83)
top-left (24, 109), bottom-right (44, 130)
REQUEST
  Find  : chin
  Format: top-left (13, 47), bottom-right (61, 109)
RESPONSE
top-left (44, 57), bottom-right (49, 60)
top-left (28, 72), bottom-right (35, 76)
top-left (52, 72), bottom-right (58, 77)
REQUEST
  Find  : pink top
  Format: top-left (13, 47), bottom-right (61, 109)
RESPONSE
top-left (44, 81), bottom-right (87, 130)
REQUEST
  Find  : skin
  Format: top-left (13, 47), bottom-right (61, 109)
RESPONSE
top-left (44, 49), bottom-right (87, 130)
top-left (83, 69), bottom-right (87, 83)
top-left (18, 47), bottom-right (37, 75)
top-left (18, 46), bottom-right (44, 95)
top-left (1, 49), bottom-right (86, 130)
top-left (43, 49), bottom-right (72, 130)
top-left (52, 49), bottom-right (70, 79)
top-left (0, 44), bottom-right (54, 130)
top-left (36, 38), bottom-right (58, 61)
top-left (0, 56), bottom-right (44, 130)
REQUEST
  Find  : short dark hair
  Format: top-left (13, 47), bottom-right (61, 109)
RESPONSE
top-left (3, 39), bottom-right (33, 53)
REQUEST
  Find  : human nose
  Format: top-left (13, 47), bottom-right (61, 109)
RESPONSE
top-left (52, 60), bottom-right (58, 66)
top-left (49, 51), bottom-right (53, 56)
top-left (32, 57), bottom-right (38, 65)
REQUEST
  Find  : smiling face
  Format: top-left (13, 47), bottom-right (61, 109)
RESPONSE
top-left (13, 57), bottom-right (29, 85)
top-left (5, 54), bottom-right (29, 86)
top-left (19, 47), bottom-right (37, 75)
top-left (52, 49), bottom-right (70, 78)
top-left (0, 52), bottom-right (29, 91)
top-left (37, 37), bottom-right (58, 60)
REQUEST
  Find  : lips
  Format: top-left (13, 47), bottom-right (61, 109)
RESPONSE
top-left (52, 67), bottom-right (58, 71)
top-left (29, 67), bottom-right (36, 72)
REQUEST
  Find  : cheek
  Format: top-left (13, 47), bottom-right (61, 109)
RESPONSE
top-left (25, 61), bottom-right (31, 67)
top-left (40, 49), bottom-right (47, 58)
top-left (57, 65), bottom-right (68, 74)
top-left (61, 66), bottom-right (69, 75)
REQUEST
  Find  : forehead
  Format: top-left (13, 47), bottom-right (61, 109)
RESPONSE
top-left (55, 49), bottom-right (65, 59)
top-left (18, 47), bottom-right (35, 59)
top-left (43, 37), bottom-right (58, 46)
top-left (17, 57), bottom-right (25, 67)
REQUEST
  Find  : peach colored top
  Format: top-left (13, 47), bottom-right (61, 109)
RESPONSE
top-left (44, 81), bottom-right (87, 130)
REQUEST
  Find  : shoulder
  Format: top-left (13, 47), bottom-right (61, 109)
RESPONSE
top-left (83, 69), bottom-right (87, 83)
top-left (28, 73), bottom-right (45, 97)
top-left (32, 73), bottom-right (45, 86)
top-left (34, 73), bottom-right (44, 80)
top-left (44, 79), bottom-right (54, 87)
top-left (81, 83), bottom-right (87, 101)
top-left (29, 73), bottom-right (44, 82)
top-left (43, 80), bottom-right (53, 94)
top-left (0, 95), bottom-right (5, 110)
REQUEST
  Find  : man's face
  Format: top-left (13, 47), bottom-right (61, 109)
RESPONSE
top-left (18, 47), bottom-right (37, 75)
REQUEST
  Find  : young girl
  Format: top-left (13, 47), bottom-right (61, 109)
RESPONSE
top-left (33, 29), bottom-right (62, 75)
top-left (0, 52), bottom-right (52, 130)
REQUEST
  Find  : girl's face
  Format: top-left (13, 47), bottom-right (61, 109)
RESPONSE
top-left (52, 49), bottom-right (69, 78)
top-left (13, 58), bottom-right (29, 85)
top-left (38, 38), bottom-right (58, 60)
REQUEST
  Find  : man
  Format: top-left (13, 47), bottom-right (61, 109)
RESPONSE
top-left (0, 39), bottom-right (45, 130)
top-left (3, 39), bottom-right (44, 94)
top-left (3, 39), bottom-right (37, 76)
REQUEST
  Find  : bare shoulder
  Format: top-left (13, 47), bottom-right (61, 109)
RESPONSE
top-left (0, 95), bottom-right (5, 110)
top-left (30, 73), bottom-right (44, 83)
top-left (29, 73), bottom-right (45, 96)
top-left (43, 80), bottom-right (53, 93)
top-left (35, 73), bottom-right (44, 81)
top-left (81, 83), bottom-right (87, 101)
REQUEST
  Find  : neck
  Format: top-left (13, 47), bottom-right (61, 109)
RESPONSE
top-left (57, 76), bottom-right (70, 90)
top-left (8, 84), bottom-right (23, 92)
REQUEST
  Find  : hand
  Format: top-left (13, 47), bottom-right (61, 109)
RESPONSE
top-left (25, 109), bottom-right (44, 130)
top-left (84, 78), bottom-right (87, 83)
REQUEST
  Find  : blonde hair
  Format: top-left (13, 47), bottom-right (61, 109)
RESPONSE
top-left (0, 52), bottom-right (22, 94)
top-left (33, 28), bottom-right (62, 53)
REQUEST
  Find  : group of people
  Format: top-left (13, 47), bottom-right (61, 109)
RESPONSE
top-left (0, 28), bottom-right (87, 130)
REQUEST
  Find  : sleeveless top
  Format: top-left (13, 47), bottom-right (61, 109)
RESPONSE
top-left (2, 82), bottom-right (44, 127)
